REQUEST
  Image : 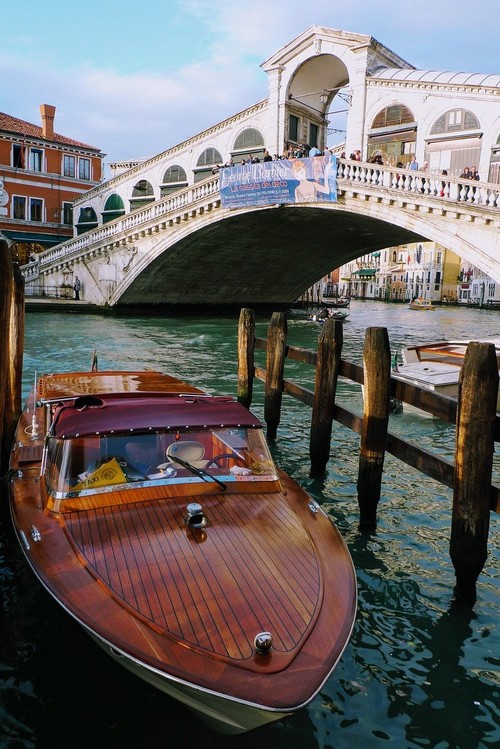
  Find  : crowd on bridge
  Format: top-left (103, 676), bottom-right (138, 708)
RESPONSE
top-left (211, 143), bottom-right (342, 174)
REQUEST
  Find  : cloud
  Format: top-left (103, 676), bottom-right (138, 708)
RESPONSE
top-left (1, 0), bottom-right (498, 165)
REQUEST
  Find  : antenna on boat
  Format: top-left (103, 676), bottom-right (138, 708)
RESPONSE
top-left (29, 370), bottom-right (39, 441)
top-left (91, 350), bottom-right (98, 372)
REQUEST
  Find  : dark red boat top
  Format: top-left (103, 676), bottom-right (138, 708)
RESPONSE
top-left (52, 395), bottom-right (262, 438)
top-left (39, 370), bottom-right (262, 439)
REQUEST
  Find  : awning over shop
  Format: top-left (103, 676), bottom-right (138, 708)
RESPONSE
top-left (0, 230), bottom-right (70, 246)
top-left (353, 269), bottom-right (377, 276)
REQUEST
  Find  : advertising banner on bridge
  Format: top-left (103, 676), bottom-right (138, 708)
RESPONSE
top-left (219, 155), bottom-right (337, 209)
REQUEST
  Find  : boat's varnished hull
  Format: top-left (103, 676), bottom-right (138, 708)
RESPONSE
top-left (9, 373), bottom-right (356, 733)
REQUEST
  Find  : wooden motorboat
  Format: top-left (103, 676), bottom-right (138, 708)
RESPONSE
top-left (408, 297), bottom-right (435, 311)
top-left (394, 339), bottom-right (500, 411)
top-left (321, 296), bottom-right (350, 308)
top-left (8, 369), bottom-right (357, 735)
top-left (309, 307), bottom-right (349, 323)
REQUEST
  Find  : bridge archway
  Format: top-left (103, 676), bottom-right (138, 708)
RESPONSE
top-left (108, 203), bottom-right (428, 310)
top-left (286, 54), bottom-right (349, 153)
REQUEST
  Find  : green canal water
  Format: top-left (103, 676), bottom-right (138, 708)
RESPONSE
top-left (1, 301), bottom-right (498, 748)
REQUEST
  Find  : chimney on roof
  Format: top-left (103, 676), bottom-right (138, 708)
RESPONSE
top-left (40, 104), bottom-right (56, 140)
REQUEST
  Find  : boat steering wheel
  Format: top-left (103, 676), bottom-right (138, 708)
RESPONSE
top-left (204, 453), bottom-right (245, 469)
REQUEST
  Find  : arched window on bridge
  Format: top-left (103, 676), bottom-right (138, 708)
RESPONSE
top-left (75, 206), bottom-right (98, 235)
top-left (368, 104), bottom-right (416, 167)
top-left (101, 193), bottom-right (125, 224)
top-left (130, 180), bottom-right (155, 211)
top-left (160, 165), bottom-right (188, 197)
top-left (232, 128), bottom-right (265, 162)
top-left (488, 134), bottom-right (500, 184)
top-left (425, 109), bottom-right (482, 177)
top-left (193, 148), bottom-right (223, 183)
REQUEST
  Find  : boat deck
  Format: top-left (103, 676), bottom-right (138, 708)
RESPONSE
top-left (64, 490), bottom-right (320, 663)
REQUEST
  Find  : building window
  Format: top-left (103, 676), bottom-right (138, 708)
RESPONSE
top-left (194, 148), bottom-right (223, 183)
top-left (160, 165), bottom-right (188, 197)
top-left (79, 158), bottom-right (91, 180)
top-left (30, 198), bottom-right (43, 222)
top-left (63, 155), bottom-right (76, 177)
top-left (102, 193), bottom-right (125, 223)
top-left (62, 202), bottom-right (73, 225)
top-left (163, 165), bottom-right (187, 184)
top-left (289, 115), bottom-right (299, 143)
top-left (234, 129), bottom-right (264, 150)
top-left (430, 109), bottom-right (480, 135)
top-left (13, 196), bottom-right (26, 219)
top-left (130, 180), bottom-right (155, 209)
top-left (196, 148), bottom-right (222, 167)
top-left (12, 144), bottom-right (25, 168)
top-left (29, 148), bottom-right (43, 172)
top-left (309, 123), bottom-right (319, 148)
top-left (372, 104), bottom-right (415, 129)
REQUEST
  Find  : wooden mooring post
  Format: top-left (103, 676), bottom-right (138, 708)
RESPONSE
top-left (357, 327), bottom-right (391, 529)
top-left (0, 240), bottom-right (25, 476)
top-left (309, 318), bottom-right (343, 478)
top-left (239, 310), bottom-right (498, 607)
top-left (264, 312), bottom-right (287, 440)
top-left (450, 341), bottom-right (498, 606)
top-left (237, 308), bottom-right (255, 408)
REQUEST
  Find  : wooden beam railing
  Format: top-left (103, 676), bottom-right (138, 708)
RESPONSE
top-left (237, 308), bottom-right (499, 607)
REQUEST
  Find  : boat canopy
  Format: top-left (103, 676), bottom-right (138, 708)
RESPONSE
top-left (51, 395), bottom-right (263, 439)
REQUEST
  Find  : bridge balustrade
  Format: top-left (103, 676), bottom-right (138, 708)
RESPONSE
top-left (21, 160), bottom-right (500, 283)
top-left (337, 160), bottom-right (500, 207)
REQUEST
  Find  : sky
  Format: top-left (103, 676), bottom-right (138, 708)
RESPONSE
top-left (1, 0), bottom-right (498, 169)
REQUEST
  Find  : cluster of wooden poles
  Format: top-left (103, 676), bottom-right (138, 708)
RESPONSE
top-left (0, 244), bottom-right (497, 609)
top-left (237, 308), bottom-right (499, 608)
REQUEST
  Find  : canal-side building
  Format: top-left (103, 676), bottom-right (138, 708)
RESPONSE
top-left (338, 253), bottom-right (379, 300)
top-left (404, 243), bottom-right (461, 303)
top-left (0, 105), bottom-right (104, 264)
top-left (457, 261), bottom-right (500, 306)
top-left (334, 243), bottom-right (462, 303)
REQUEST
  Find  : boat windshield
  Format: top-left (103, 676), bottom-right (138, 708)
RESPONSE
top-left (45, 427), bottom-right (278, 498)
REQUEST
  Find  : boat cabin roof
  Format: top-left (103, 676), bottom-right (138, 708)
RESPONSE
top-left (52, 395), bottom-right (262, 438)
top-left (39, 370), bottom-right (263, 439)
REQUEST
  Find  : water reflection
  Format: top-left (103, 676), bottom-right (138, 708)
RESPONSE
top-left (403, 608), bottom-right (495, 749)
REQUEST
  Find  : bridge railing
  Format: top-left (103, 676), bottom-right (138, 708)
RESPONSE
top-left (23, 159), bottom-right (500, 279)
top-left (32, 175), bottom-right (221, 270)
top-left (338, 159), bottom-right (500, 207)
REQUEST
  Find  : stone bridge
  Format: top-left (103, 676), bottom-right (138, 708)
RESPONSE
top-left (21, 25), bottom-right (500, 310)
top-left (23, 161), bottom-right (500, 310)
